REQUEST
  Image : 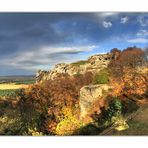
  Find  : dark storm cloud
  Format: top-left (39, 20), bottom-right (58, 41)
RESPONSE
top-left (0, 13), bottom-right (99, 56)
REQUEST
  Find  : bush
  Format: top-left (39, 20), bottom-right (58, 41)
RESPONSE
top-left (95, 97), bottom-right (123, 127)
top-left (108, 99), bottom-right (122, 118)
top-left (18, 72), bottom-right (93, 135)
top-left (55, 107), bottom-right (81, 135)
top-left (108, 47), bottom-right (145, 78)
top-left (93, 69), bottom-right (109, 84)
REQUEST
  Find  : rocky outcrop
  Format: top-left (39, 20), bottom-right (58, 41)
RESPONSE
top-left (79, 84), bottom-right (112, 119)
top-left (36, 70), bottom-right (49, 83)
top-left (36, 53), bottom-right (114, 83)
top-left (88, 53), bottom-right (113, 67)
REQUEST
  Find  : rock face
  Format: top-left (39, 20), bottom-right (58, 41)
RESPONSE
top-left (36, 53), bottom-right (114, 83)
top-left (36, 70), bottom-right (48, 83)
top-left (88, 53), bottom-right (113, 67)
top-left (79, 84), bottom-right (112, 119)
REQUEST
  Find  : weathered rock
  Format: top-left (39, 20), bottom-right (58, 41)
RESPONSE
top-left (79, 84), bottom-right (112, 119)
top-left (36, 53), bottom-right (114, 83)
top-left (88, 53), bottom-right (113, 66)
top-left (36, 70), bottom-right (49, 83)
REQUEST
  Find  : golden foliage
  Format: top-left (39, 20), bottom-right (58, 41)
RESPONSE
top-left (18, 72), bottom-right (93, 135)
top-left (55, 107), bottom-right (81, 135)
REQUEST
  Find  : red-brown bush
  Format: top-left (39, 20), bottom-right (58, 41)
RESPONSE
top-left (108, 47), bottom-right (145, 77)
top-left (18, 72), bottom-right (93, 134)
top-left (109, 47), bottom-right (145, 68)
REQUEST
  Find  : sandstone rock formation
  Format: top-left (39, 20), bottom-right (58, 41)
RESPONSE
top-left (36, 53), bottom-right (114, 83)
top-left (88, 53), bottom-right (113, 67)
top-left (79, 84), bottom-right (112, 119)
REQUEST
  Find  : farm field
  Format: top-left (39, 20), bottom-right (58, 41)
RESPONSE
top-left (0, 83), bottom-right (29, 98)
top-left (0, 83), bottom-right (29, 90)
top-left (0, 76), bottom-right (35, 98)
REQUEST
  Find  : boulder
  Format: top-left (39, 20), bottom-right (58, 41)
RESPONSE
top-left (79, 84), bottom-right (112, 119)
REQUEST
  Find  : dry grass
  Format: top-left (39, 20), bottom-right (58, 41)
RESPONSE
top-left (0, 83), bottom-right (29, 90)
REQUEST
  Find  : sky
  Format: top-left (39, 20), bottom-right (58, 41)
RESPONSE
top-left (0, 12), bottom-right (148, 76)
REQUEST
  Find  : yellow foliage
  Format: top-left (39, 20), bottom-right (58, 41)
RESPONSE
top-left (112, 116), bottom-right (129, 131)
top-left (110, 66), bottom-right (147, 97)
top-left (27, 128), bottom-right (43, 136)
top-left (55, 107), bottom-right (82, 135)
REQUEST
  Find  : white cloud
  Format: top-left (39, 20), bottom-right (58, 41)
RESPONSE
top-left (138, 16), bottom-right (148, 27)
top-left (136, 29), bottom-right (148, 37)
top-left (120, 16), bottom-right (128, 24)
top-left (3, 45), bottom-right (96, 71)
top-left (102, 21), bottom-right (112, 28)
top-left (127, 38), bottom-right (148, 43)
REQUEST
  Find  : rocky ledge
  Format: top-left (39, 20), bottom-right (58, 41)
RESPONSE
top-left (36, 53), bottom-right (114, 83)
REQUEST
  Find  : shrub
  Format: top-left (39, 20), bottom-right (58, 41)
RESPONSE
top-left (95, 97), bottom-right (123, 127)
top-left (108, 99), bottom-right (122, 118)
top-left (55, 107), bottom-right (81, 135)
top-left (108, 47), bottom-right (145, 78)
top-left (18, 72), bottom-right (93, 135)
top-left (110, 47), bottom-right (145, 68)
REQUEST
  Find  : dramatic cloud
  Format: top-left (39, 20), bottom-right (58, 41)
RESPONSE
top-left (0, 13), bottom-right (148, 75)
top-left (120, 16), bottom-right (128, 24)
top-left (3, 45), bottom-right (96, 71)
top-left (102, 21), bottom-right (112, 28)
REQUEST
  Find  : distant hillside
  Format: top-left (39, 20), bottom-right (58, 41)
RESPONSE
top-left (0, 75), bottom-right (35, 83)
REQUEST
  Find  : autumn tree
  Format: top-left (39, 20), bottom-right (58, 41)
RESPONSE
top-left (119, 47), bottom-right (145, 68)
top-left (108, 47), bottom-right (145, 77)
top-left (18, 72), bottom-right (93, 134)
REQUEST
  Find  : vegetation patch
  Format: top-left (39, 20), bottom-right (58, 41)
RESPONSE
top-left (15, 80), bottom-right (35, 85)
top-left (0, 89), bottom-right (21, 98)
top-left (93, 68), bottom-right (110, 84)
top-left (93, 98), bottom-right (123, 128)
top-left (71, 60), bottom-right (88, 66)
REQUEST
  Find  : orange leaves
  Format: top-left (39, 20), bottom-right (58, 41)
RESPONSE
top-left (110, 78), bottom-right (124, 97)
top-left (110, 66), bottom-right (147, 102)
top-left (108, 47), bottom-right (146, 79)
top-left (18, 72), bottom-right (93, 134)
top-left (108, 47), bottom-right (147, 100)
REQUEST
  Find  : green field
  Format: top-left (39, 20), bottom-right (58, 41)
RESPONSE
top-left (15, 80), bottom-right (35, 85)
top-left (0, 89), bottom-right (21, 98)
